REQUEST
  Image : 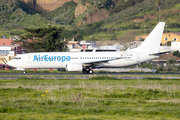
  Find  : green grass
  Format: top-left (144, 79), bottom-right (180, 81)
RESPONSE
top-left (0, 29), bottom-right (25, 38)
top-left (0, 77), bottom-right (180, 119)
top-left (171, 3), bottom-right (180, 10)
top-left (19, 15), bottom-right (48, 28)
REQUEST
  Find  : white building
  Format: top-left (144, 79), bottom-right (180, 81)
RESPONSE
top-left (171, 42), bottom-right (180, 51)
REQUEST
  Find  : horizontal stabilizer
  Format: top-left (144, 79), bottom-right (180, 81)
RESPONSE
top-left (149, 51), bottom-right (171, 55)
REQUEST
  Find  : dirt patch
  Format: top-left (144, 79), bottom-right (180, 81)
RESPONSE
top-left (133, 14), bottom-right (156, 23)
top-left (75, 3), bottom-right (91, 18)
top-left (20, 0), bottom-right (79, 12)
top-left (146, 100), bottom-right (180, 103)
top-left (133, 10), bottom-right (180, 23)
top-left (83, 9), bottom-right (109, 24)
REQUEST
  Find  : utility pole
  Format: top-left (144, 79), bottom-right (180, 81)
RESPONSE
top-left (90, 36), bottom-right (93, 48)
top-left (144, 25), bottom-right (146, 39)
top-left (166, 25), bottom-right (167, 46)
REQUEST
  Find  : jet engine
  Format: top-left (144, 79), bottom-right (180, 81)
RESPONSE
top-left (66, 63), bottom-right (82, 71)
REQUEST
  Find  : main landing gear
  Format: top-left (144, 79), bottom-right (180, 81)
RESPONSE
top-left (22, 71), bottom-right (26, 74)
top-left (83, 69), bottom-right (93, 74)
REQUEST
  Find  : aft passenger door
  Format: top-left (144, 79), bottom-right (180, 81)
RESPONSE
top-left (136, 54), bottom-right (140, 63)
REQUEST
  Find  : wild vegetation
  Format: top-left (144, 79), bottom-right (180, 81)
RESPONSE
top-left (0, 77), bottom-right (180, 119)
top-left (1, 0), bottom-right (180, 43)
top-left (40, 1), bottom-right (78, 25)
top-left (79, 0), bottom-right (145, 15)
top-left (0, 0), bottom-right (48, 30)
top-left (173, 50), bottom-right (180, 58)
top-left (79, 0), bottom-right (180, 41)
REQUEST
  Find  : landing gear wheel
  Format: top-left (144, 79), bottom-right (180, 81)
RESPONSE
top-left (89, 70), bottom-right (93, 74)
top-left (22, 71), bottom-right (26, 74)
top-left (83, 69), bottom-right (88, 74)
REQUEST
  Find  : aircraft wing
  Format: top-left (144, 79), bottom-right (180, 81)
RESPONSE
top-left (82, 48), bottom-right (129, 66)
top-left (149, 51), bottom-right (171, 55)
top-left (82, 59), bottom-right (117, 66)
top-left (82, 59), bottom-right (118, 67)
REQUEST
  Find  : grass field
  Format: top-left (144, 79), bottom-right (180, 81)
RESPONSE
top-left (0, 76), bottom-right (180, 120)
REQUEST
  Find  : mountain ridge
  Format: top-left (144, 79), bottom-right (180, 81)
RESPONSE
top-left (1, 0), bottom-right (180, 43)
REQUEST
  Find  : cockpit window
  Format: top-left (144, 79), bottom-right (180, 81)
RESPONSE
top-left (14, 57), bottom-right (21, 60)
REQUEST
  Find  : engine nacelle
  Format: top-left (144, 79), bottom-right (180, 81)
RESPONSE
top-left (66, 63), bottom-right (82, 71)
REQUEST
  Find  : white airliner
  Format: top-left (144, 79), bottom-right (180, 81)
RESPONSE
top-left (8, 22), bottom-right (167, 74)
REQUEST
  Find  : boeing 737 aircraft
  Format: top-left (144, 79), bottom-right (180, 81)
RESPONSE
top-left (8, 22), bottom-right (167, 74)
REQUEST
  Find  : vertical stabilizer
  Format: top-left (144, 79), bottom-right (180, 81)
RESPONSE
top-left (133, 22), bottom-right (165, 52)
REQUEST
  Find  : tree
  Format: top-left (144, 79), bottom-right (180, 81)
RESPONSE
top-left (167, 59), bottom-right (177, 64)
top-left (14, 26), bottom-right (67, 52)
top-left (71, 34), bottom-right (83, 41)
top-left (166, 59), bottom-right (177, 72)
top-left (173, 50), bottom-right (179, 56)
top-left (172, 50), bottom-right (180, 58)
top-left (167, 41), bottom-right (171, 46)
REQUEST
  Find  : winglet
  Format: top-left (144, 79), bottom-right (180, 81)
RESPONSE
top-left (116, 48), bottom-right (129, 60)
top-left (92, 48), bottom-right (97, 52)
top-left (121, 48), bottom-right (129, 58)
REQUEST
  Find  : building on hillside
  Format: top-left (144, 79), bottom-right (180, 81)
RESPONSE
top-left (0, 45), bottom-right (23, 67)
top-left (67, 40), bottom-right (120, 52)
top-left (171, 42), bottom-right (180, 51)
top-left (67, 40), bottom-right (96, 52)
top-left (80, 40), bottom-right (96, 49)
top-left (0, 39), bottom-right (13, 46)
top-left (150, 53), bottom-right (180, 66)
top-left (0, 45), bottom-right (22, 55)
top-left (0, 37), bottom-right (21, 46)
top-left (135, 32), bottom-right (180, 46)
top-left (66, 40), bottom-right (81, 52)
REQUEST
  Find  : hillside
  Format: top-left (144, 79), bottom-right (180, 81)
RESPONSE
top-left (40, 1), bottom-right (78, 25)
top-left (0, 0), bottom-right (49, 37)
top-left (1, 0), bottom-right (180, 44)
top-left (82, 0), bottom-right (180, 43)
top-left (19, 0), bottom-right (79, 12)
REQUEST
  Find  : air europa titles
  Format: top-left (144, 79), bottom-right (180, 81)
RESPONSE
top-left (33, 55), bottom-right (71, 62)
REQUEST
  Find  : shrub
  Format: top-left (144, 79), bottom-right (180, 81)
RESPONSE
top-left (167, 59), bottom-right (177, 64)
top-left (167, 41), bottom-right (171, 46)
top-left (0, 107), bottom-right (17, 113)
top-left (143, 77), bottom-right (162, 80)
top-left (168, 23), bottom-right (180, 28)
